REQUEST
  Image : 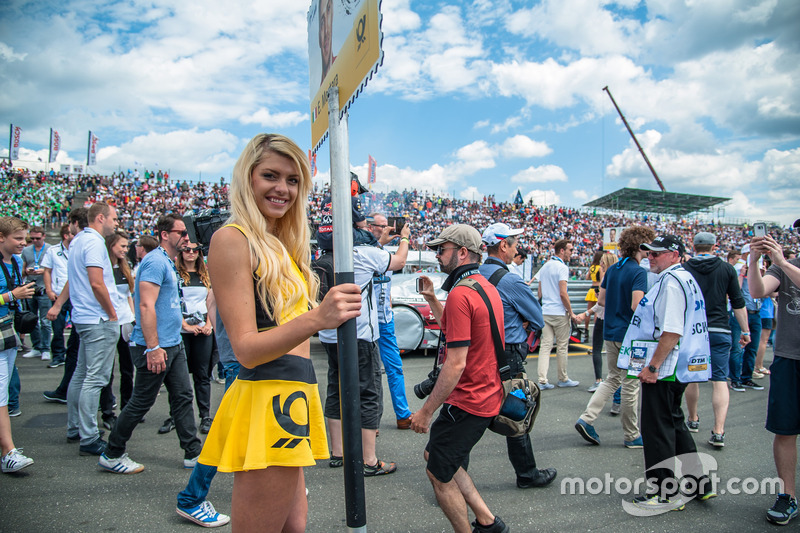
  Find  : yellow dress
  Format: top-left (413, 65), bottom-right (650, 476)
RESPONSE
top-left (198, 224), bottom-right (329, 472)
top-left (585, 264), bottom-right (601, 302)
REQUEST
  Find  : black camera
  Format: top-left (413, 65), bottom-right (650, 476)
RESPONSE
top-left (183, 207), bottom-right (230, 254)
top-left (33, 285), bottom-right (47, 297)
top-left (414, 366), bottom-right (441, 399)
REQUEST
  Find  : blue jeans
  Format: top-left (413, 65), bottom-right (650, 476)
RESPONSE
top-left (740, 312), bottom-right (762, 382)
top-left (729, 311), bottom-right (762, 383)
top-left (177, 361), bottom-right (240, 509)
top-left (377, 320), bottom-right (412, 420)
top-left (8, 365), bottom-right (20, 410)
top-left (29, 294), bottom-right (53, 352)
top-left (728, 311), bottom-right (742, 382)
top-left (67, 320), bottom-right (120, 445)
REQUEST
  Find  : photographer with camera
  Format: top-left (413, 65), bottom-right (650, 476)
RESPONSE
top-left (411, 224), bottom-right (509, 533)
top-left (0, 216), bottom-right (36, 473)
top-left (479, 222), bottom-right (556, 490)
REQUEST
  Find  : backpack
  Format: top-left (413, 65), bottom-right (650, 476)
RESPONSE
top-left (312, 251), bottom-right (335, 301)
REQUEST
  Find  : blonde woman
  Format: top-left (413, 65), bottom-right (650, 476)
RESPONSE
top-left (200, 134), bottom-right (361, 532)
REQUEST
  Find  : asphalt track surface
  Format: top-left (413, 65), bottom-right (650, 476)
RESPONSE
top-left (2, 339), bottom-right (783, 532)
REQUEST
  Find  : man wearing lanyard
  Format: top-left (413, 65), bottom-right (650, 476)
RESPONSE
top-left (101, 214), bottom-right (202, 474)
top-left (367, 213), bottom-right (412, 429)
top-left (480, 223), bottom-right (556, 490)
top-left (21, 225), bottom-right (52, 361)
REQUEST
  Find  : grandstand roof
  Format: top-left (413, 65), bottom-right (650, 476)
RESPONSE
top-left (583, 187), bottom-right (729, 217)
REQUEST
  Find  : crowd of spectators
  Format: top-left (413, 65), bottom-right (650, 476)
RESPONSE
top-left (2, 163), bottom-right (798, 269)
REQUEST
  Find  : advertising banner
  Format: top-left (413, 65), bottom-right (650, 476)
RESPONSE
top-left (308, 0), bottom-right (383, 152)
top-left (87, 131), bottom-right (99, 166)
top-left (9, 124), bottom-right (21, 161)
top-left (603, 227), bottom-right (624, 251)
top-left (49, 129), bottom-right (61, 163)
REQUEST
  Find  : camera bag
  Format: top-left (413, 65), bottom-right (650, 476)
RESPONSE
top-left (457, 277), bottom-right (540, 438)
top-left (0, 255), bottom-right (39, 335)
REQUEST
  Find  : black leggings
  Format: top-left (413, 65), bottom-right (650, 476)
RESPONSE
top-left (182, 332), bottom-right (214, 419)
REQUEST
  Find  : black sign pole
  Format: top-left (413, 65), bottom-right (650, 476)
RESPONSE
top-left (328, 85), bottom-right (367, 532)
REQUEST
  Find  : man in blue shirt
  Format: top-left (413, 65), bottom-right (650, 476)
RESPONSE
top-left (101, 214), bottom-right (202, 474)
top-left (576, 225), bottom-right (655, 448)
top-left (480, 223), bottom-right (556, 489)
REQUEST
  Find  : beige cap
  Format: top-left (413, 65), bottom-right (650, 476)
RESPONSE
top-left (426, 224), bottom-right (483, 255)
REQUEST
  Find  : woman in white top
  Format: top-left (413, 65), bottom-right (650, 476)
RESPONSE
top-left (99, 231), bottom-right (135, 429)
top-left (175, 242), bottom-right (215, 434)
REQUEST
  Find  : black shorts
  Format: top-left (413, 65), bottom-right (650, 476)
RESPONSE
top-left (766, 356), bottom-right (800, 436)
top-left (425, 404), bottom-right (493, 483)
top-left (761, 318), bottom-right (774, 330)
top-left (323, 340), bottom-right (382, 429)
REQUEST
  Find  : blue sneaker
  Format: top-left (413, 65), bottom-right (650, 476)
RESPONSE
top-left (177, 500), bottom-right (231, 527)
top-left (538, 382), bottom-right (555, 390)
top-left (558, 379), bottom-right (580, 388)
top-left (767, 494), bottom-right (798, 525)
top-left (575, 419), bottom-right (601, 445)
top-left (624, 436), bottom-right (644, 449)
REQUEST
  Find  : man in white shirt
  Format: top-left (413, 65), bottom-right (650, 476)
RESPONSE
top-left (65, 202), bottom-right (120, 456)
top-left (319, 222), bottom-right (410, 475)
top-left (41, 224), bottom-right (72, 368)
top-left (536, 239), bottom-right (579, 388)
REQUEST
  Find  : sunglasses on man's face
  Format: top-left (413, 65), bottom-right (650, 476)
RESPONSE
top-left (169, 229), bottom-right (189, 238)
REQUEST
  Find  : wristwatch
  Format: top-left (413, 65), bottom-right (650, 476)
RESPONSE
top-left (648, 364), bottom-right (658, 373)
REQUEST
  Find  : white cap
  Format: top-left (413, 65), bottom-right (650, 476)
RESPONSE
top-left (481, 222), bottom-right (523, 246)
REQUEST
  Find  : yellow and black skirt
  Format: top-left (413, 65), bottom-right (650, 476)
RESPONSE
top-left (199, 354), bottom-right (329, 472)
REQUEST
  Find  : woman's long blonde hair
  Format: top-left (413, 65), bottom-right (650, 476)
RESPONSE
top-left (228, 133), bottom-right (318, 324)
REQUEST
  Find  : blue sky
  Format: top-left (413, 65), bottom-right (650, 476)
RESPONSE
top-left (1, 0), bottom-right (799, 225)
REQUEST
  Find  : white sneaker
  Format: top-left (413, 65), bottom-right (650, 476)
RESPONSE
top-left (184, 455), bottom-right (200, 469)
top-left (176, 500), bottom-right (231, 527)
top-left (22, 349), bottom-right (41, 359)
top-left (1, 448), bottom-right (34, 473)
top-left (41, 351), bottom-right (51, 361)
top-left (98, 453), bottom-right (144, 474)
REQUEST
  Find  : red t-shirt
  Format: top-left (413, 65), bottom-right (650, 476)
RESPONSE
top-left (441, 275), bottom-right (505, 417)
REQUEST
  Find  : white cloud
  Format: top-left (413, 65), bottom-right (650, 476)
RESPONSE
top-left (239, 108), bottom-right (307, 128)
top-left (524, 189), bottom-right (560, 206)
top-left (459, 186), bottom-right (483, 201)
top-left (511, 164), bottom-right (568, 183)
top-left (506, 0), bottom-right (642, 57)
top-left (499, 135), bottom-right (552, 158)
top-left (572, 189), bottom-right (589, 200)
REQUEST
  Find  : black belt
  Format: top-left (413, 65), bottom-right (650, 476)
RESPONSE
top-left (747, 310), bottom-right (760, 314)
top-left (505, 342), bottom-right (526, 348)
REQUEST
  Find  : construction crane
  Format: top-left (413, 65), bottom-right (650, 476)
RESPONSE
top-left (603, 86), bottom-right (666, 192)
